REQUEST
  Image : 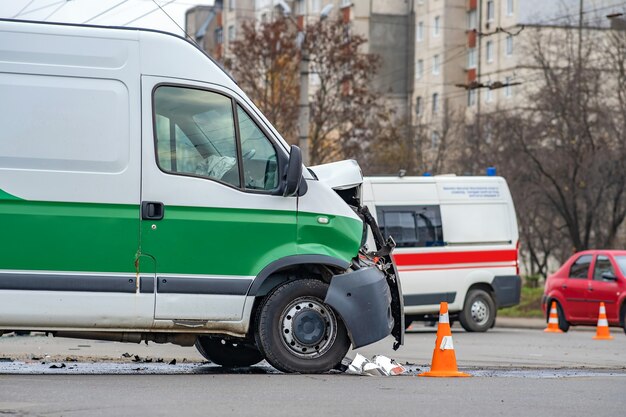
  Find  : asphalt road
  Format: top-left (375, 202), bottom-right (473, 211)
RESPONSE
top-left (1, 323), bottom-right (625, 417)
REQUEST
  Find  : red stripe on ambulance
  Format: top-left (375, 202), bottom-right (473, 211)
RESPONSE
top-left (393, 249), bottom-right (518, 267)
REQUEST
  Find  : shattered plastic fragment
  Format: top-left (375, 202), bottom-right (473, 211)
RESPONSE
top-left (373, 355), bottom-right (407, 376)
top-left (346, 354), bottom-right (406, 376)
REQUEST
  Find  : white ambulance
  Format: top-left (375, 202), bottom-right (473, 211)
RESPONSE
top-left (362, 175), bottom-right (521, 332)
top-left (0, 19), bottom-right (403, 373)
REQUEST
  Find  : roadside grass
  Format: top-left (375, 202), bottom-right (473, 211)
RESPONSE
top-left (499, 286), bottom-right (545, 318)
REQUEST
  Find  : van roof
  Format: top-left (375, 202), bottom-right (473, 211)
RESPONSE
top-left (0, 18), bottom-right (291, 153)
top-left (0, 17), bottom-right (230, 78)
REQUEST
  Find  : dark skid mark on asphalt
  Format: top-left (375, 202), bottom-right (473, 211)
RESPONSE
top-left (1, 362), bottom-right (626, 378)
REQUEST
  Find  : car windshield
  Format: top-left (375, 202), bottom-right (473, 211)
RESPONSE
top-left (615, 256), bottom-right (626, 277)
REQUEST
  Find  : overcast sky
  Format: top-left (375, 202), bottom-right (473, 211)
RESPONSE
top-left (0, 0), bottom-right (215, 36)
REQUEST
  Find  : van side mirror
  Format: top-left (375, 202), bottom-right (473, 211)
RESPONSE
top-left (283, 145), bottom-right (306, 197)
top-left (601, 271), bottom-right (617, 281)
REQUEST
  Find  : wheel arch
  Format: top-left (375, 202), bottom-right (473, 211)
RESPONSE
top-left (247, 255), bottom-right (350, 297)
top-left (465, 282), bottom-right (496, 302)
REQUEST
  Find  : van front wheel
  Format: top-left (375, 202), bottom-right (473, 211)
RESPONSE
top-left (459, 289), bottom-right (496, 332)
top-left (255, 279), bottom-right (350, 373)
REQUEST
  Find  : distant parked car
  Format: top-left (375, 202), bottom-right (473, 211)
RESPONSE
top-left (542, 250), bottom-right (626, 334)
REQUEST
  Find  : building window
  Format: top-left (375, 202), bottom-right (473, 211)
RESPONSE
top-left (487, 0), bottom-right (494, 22)
top-left (485, 87), bottom-right (493, 103)
top-left (433, 16), bottom-right (440, 37)
top-left (467, 89), bottom-right (477, 106)
top-left (229, 0), bottom-right (235, 11)
top-left (507, 0), bottom-right (514, 16)
top-left (432, 92), bottom-right (439, 114)
top-left (215, 27), bottom-right (223, 44)
top-left (416, 59), bottom-right (424, 79)
top-left (468, 48), bottom-right (477, 68)
top-left (311, 0), bottom-right (321, 13)
top-left (467, 10), bottom-right (477, 30)
top-left (431, 131), bottom-right (440, 149)
top-left (296, 0), bottom-right (305, 14)
top-left (506, 35), bottom-right (513, 56)
top-left (228, 25), bottom-right (235, 42)
top-left (416, 21), bottom-right (424, 42)
top-left (416, 96), bottom-right (422, 115)
top-left (432, 54), bottom-right (440, 75)
top-left (505, 76), bottom-right (513, 97)
top-left (486, 40), bottom-right (494, 63)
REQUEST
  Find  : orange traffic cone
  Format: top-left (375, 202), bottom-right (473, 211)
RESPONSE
top-left (544, 301), bottom-right (563, 333)
top-left (419, 302), bottom-right (471, 377)
top-left (593, 302), bottom-right (613, 340)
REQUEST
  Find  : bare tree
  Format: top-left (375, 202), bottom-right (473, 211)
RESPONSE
top-left (225, 17), bottom-right (300, 143)
top-left (460, 26), bottom-right (626, 274)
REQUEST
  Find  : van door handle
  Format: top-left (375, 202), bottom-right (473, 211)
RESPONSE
top-left (142, 201), bottom-right (165, 220)
top-left (561, 284), bottom-right (567, 289)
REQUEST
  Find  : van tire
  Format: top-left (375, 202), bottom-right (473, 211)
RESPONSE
top-left (459, 289), bottom-right (496, 332)
top-left (195, 337), bottom-right (264, 367)
top-left (255, 279), bottom-right (350, 373)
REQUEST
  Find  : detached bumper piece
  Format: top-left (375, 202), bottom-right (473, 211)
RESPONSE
top-left (324, 267), bottom-right (393, 349)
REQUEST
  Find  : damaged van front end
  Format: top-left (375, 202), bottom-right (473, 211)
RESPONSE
top-left (309, 161), bottom-right (404, 351)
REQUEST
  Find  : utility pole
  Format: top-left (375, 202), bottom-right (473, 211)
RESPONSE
top-left (475, 0), bottom-right (483, 160)
top-left (578, 0), bottom-right (583, 66)
top-left (298, 49), bottom-right (310, 165)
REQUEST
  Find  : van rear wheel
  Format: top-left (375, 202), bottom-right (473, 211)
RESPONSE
top-left (255, 279), bottom-right (350, 373)
top-left (195, 337), bottom-right (264, 367)
top-left (459, 289), bottom-right (496, 332)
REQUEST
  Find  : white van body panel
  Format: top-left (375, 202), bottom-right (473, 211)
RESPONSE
top-left (363, 176), bottom-right (519, 316)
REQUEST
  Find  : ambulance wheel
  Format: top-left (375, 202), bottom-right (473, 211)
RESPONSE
top-left (255, 279), bottom-right (350, 373)
top-left (459, 289), bottom-right (496, 332)
top-left (195, 337), bottom-right (264, 367)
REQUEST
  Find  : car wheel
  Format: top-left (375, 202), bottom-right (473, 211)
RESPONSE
top-left (550, 300), bottom-right (570, 332)
top-left (459, 289), bottom-right (496, 332)
top-left (195, 337), bottom-right (264, 367)
top-left (255, 279), bottom-right (350, 373)
top-left (621, 306), bottom-right (626, 336)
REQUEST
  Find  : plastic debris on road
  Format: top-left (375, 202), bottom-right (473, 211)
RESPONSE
top-left (346, 353), bottom-right (406, 376)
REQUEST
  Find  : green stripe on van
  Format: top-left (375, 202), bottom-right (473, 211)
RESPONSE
top-left (0, 199), bottom-right (139, 273)
top-left (0, 198), bottom-right (362, 276)
top-left (0, 189), bottom-right (22, 200)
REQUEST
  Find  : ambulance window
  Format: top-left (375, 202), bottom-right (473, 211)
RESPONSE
top-left (381, 211), bottom-right (418, 247)
top-left (376, 205), bottom-right (444, 248)
top-left (154, 86), bottom-right (240, 187)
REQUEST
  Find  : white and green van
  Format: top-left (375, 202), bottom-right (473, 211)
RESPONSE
top-left (0, 19), bottom-right (403, 373)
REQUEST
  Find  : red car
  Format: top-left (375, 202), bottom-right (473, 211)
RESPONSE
top-left (542, 250), bottom-right (626, 334)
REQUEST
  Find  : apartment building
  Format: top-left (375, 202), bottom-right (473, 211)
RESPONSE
top-left (186, 0), bottom-right (625, 163)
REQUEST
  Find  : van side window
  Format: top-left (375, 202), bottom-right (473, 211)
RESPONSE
top-left (376, 205), bottom-right (444, 248)
top-left (154, 86), bottom-right (240, 187)
top-left (569, 255), bottom-right (592, 279)
top-left (237, 106), bottom-right (279, 191)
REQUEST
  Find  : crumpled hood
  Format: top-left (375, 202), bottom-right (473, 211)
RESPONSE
top-left (308, 160), bottom-right (363, 190)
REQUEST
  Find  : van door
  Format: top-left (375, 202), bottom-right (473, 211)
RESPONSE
top-left (140, 78), bottom-right (296, 322)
